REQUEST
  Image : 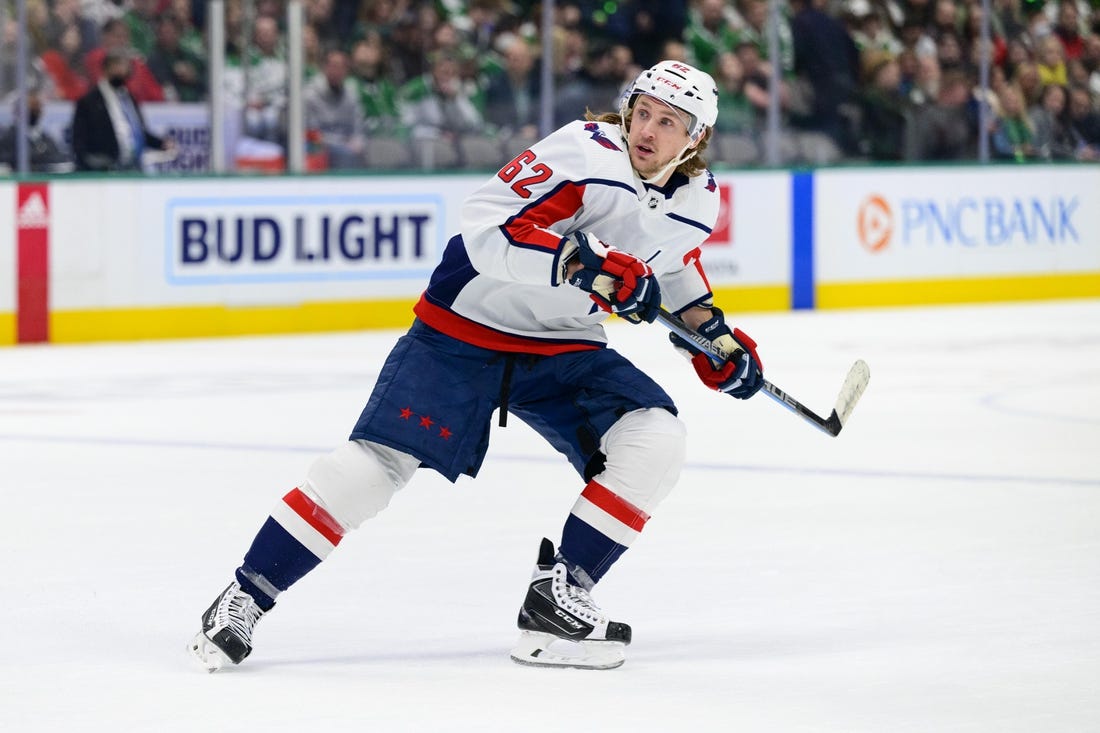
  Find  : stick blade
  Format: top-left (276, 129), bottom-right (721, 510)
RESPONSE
top-left (831, 359), bottom-right (871, 430)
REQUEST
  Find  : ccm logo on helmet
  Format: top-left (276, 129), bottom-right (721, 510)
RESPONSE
top-left (655, 75), bottom-right (683, 90)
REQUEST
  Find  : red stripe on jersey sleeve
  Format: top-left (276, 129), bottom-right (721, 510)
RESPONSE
top-left (414, 296), bottom-right (601, 355)
top-left (283, 488), bottom-right (345, 546)
top-left (502, 183), bottom-right (586, 252)
top-left (581, 480), bottom-right (651, 531)
top-left (683, 247), bottom-right (713, 293)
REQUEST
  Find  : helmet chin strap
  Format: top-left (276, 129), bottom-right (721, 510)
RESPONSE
top-left (618, 106), bottom-right (703, 185)
top-left (636, 140), bottom-right (699, 185)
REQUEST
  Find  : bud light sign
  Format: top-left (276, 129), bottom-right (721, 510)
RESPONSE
top-left (165, 194), bottom-right (444, 284)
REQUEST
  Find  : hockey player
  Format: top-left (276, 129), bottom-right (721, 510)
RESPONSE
top-left (189, 60), bottom-right (763, 671)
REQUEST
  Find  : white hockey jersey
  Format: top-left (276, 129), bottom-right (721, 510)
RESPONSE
top-left (413, 119), bottom-right (720, 354)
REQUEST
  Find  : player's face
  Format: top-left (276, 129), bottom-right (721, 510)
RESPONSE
top-left (627, 95), bottom-right (695, 182)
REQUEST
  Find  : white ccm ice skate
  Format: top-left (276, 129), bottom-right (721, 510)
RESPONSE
top-left (188, 581), bottom-right (268, 672)
top-left (510, 538), bottom-right (632, 670)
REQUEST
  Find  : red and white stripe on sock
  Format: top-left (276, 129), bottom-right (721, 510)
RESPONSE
top-left (568, 479), bottom-right (651, 548)
top-left (271, 487), bottom-right (346, 560)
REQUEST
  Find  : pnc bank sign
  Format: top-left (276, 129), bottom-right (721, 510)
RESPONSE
top-left (855, 192), bottom-right (1080, 252)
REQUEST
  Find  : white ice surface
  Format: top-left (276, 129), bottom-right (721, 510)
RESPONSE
top-left (1, 300), bottom-right (1098, 732)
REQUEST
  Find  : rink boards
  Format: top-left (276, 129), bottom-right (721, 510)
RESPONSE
top-left (2, 165), bottom-right (1099, 345)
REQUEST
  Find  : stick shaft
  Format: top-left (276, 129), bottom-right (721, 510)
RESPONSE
top-left (654, 308), bottom-right (848, 437)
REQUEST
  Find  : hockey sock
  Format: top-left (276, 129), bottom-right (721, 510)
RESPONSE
top-left (559, 479), bottom-right (650, 588)
top-left (234, 487), bottom-right (346, 610)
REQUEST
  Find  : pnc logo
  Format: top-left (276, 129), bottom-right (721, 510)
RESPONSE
top-left (857, 194), bottom-right (893, 252)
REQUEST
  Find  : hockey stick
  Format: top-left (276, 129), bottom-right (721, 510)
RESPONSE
top-left (655, 308), bottom-right (870, 437)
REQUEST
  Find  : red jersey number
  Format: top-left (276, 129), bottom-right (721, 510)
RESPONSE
top-left (498, 150), bottom-right (553, 199)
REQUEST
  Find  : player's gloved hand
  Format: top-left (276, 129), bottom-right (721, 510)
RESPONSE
top-left (564, 231), bottom-right (661, 324)
top-left (669, 307), bottom-right (763, 399)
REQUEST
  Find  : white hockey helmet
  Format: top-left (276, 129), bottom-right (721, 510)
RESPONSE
top-left (619, 60), bottom-right (719, 142)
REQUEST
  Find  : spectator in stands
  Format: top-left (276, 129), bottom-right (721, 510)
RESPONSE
top-left (937, 31), bottom-right (968, 73)
top-left (242, 15), bottom-right (288, 143)
top-left (899, 11), bottom-right (938, 59)
top-left (990, 82), bottom-right (1037, 160)
top-left (713, 50), bottom-right (757, 135)
top-left (44, 0), bottom-right (99, 59)
top-left (908, 52), bottom-right (942, 106)
top-left (1036, 33), bottom-right (1069, 86)
top-left (684, 0), bottom-right (740, 76)
top-left (483, 36), bottom-right (541, 141)
top-left (1084, 34), bottom-right (1100, 98)
top-left (962, 3), bottom-right (1007, 69)
top-left (147, 11), bottom-right (207, 102)
top-left (895, 47), bottom-right (918, 97)
top-left (553, 24), bottom-right (587, 80)
top-left (85, 18), bottom-right (165, 102)
top-left (71, 47), bottom-right (174, 171)
top-left (168, 0), bottom-right (206, 59)
top-left (40, 23), bottom-right (94, 101)
top-left (553, 41), bottom-right (628, 127)
top-left (858, 49), bottom-right (909, 160)
top-left (735, 0), bottom-right (795, 76)
top-left (350, 33), bottom-right (402, 135)
top-left (401, 51), bottom-right (483, 137)
top-left (845, 1), bottom-right (901, 56)
top-left (659, 38), bottom-right (690, 64)
top-left (304, 48), bottom-right (367, 169)
top-left (124, 0), bottom-right (161, 58)
top-left (1067, 56), bottom-right (1091, 89)
top-left (351, 0), bottom-right (402, 48)
top-left (590, 0), bottom-right (686, 70)
top-left (80, 0), bottom-right (126, 29)
top-left (1066, 85), bottom-right (1100, 160)
top-left (306, 0), bottom-right (341, 50)
top-left (737, 39), bottom-right (783, 126)
top-left (1029, 82), bottom-right (1075, 159)
top-left (0, 89), bottom-right (71, 172)
top-left (1, 18), bottom-right (56, 103)
top-left (905, 68), bottom-right (976, 159)
top-left (789, 0), bottom-right (862, 149)
top-left (1013, 60), bottom-right (1044, 106)
top-left (1053, 0), bottom-right (1086, 61)
top-left (930, 0), bottom-right (962, 41)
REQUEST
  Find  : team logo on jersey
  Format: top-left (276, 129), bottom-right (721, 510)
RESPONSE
top-left (704, 170), bottom-right (717, 192)
top-left (583, 123), bottom-right (621, 151)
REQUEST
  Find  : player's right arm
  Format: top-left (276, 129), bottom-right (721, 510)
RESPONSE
top-left (458, 121), bottom-right (628, 289)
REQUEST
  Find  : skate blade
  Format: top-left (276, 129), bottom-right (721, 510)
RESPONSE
top-left (188, 631), bottom-right (233, 673)
top-left (509, 631), bottom-right (625, 670)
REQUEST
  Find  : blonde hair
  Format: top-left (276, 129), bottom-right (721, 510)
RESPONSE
top-left (585, 109), bottom-right (713, 178)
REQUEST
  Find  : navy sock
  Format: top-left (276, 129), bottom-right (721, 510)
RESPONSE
top-left (233, 517), bottom-right (324, 611)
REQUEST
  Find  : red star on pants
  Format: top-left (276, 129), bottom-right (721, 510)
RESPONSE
top-left (399, 407), bottom-right (413, 420)
top-left (439, 426), bottom-right (452, 440)
top-left (419, 415), bottom-right (434, 429)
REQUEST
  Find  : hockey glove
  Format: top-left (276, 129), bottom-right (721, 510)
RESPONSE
top-left (669, 307), bottom-right (763, 399)
top-left (563, 232), bottom-right (661, 324)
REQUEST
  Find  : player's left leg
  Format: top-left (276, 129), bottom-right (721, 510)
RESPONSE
top-left (506, 350), bottom-right (686, 668)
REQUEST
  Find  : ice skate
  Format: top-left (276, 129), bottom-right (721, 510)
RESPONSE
top-left (510, 538), bottom-right (632, 670)
top-left (188, 581), bottom-right (268, 672)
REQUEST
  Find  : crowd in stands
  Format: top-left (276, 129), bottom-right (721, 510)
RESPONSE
top-left (2, 0), bottom-right (1100, 172)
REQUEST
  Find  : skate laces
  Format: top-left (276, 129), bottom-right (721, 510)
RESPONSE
top-left (551, 565), bottom-right (603, 623)
top-left (217, 585), bottom-right (265, 642)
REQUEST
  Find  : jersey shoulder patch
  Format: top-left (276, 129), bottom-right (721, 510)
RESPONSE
top-left (582, 122), bottom-right (623, 151)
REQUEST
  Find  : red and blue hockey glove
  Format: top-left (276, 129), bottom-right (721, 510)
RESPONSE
top-left (564, 232), bottom-right (662, 324)
top-left (669, 307), bottom-right (763, 399)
